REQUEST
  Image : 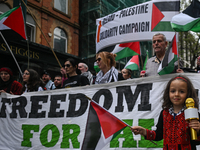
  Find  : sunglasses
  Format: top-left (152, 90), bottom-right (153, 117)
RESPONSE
top-left (96, 58), bottom-right (101, 62)
top-left (23, 72), bottom-right (30, 75)
top-left (64, 64), bottom-right (71, 68)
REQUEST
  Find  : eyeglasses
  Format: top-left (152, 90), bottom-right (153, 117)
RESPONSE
top-left (64, 64), bottom-right (71, 68)
top-left (23, 72), bottom-right (30, 75)
top-left (96, 58), bottom-right (101, 62)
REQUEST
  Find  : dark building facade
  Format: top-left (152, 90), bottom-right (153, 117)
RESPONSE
top-left (0, 0), bottom-right (80, 80)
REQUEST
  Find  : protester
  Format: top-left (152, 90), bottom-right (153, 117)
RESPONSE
top-left (131, 75), bottom-right (200, 149)
top-left (42, 70), bottom-right (56, 90)
top-left (141, 33), bottom-right (183, 77)
top-left (22, 69), bottom-right (46, 93)
top-left (95, 51), bottom-right (124, 84)
top-left (78, 62), bottom-right (93, 85)
top-left (121, 68), bottom-right (132, 80)
top-left (63, 58), bottom-right (89, 88)
top-left (0, 67), bottom-right (22, 95)
top-left (54, 75), bottom-right (62, 89)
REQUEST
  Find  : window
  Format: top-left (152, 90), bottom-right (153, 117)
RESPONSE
top-left (53, 28), bottom-right (67, 53)
top-left (26, 14), bottom-right (36, 42)
top-left (0, 3), bottom-right (10, 14)
top-left (54, 0), bottom-right (68, 14)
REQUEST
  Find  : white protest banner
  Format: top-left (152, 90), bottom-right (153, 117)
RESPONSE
top-left (96, 0), bottom-right (180, 53)
top-left (0, 73), bottom-right (200, 150)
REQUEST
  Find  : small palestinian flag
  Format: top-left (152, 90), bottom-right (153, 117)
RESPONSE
top-left (0, 6), bottom-right (26, 39)
top-left (124, 55), bottom-right (140, 71)
top-left (171, 0), bottom-right (200, 32)
top-left (111, 42), bottom-right (140, 61)
top-left (81, 100), bottom-right (128, 150)
top-left (158, 34), bottom-right (178, 75)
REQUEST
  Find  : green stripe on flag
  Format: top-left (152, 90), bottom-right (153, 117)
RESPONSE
top-left (115, 48), bottom-right (139, 61)
top-left (0, 6), bottom-right (19, 21)
top-left (158, 57), bottom-right (177, 75)
top-left (171, 18), bottom-right (200, 32)
top-left (125, 64), bottom-right (139, 71)
top-left (152, 22), bottom-right (174, 31)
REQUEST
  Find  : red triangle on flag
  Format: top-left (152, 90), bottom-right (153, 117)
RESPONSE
top-left (130, 55), bottom-right (140, 67)
top-left (3, 6), bottom-right (26, 39)
top-left (119, 42), bottom-right (140, 55)
top-left (172, 34), bottom-right (178, 56)
top-left (91, 101), bottom-right (127, 139)
top-left (151, 4), bottom-right (164, 31)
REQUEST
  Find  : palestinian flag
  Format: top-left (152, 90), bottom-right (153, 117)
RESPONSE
top-left (158, 34), bottom-right (178, 75)
top-left (81, 100), bottom-right (128, 150)
top-left (0, 6), bottom-right (26, 39)
top-left (171, 0), bottom-right (200, 32)
top-left (151, 0), bottom-right (180, 31)
top-left (143, 50), bottom-right (149, 71)
top-left (124, 55), bottom-right (140, 71)
top-left (111, 42), bottom-right (140, 61)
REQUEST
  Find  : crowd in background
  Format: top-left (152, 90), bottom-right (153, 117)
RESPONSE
top-left (1, 33), bottom-right (200, 95)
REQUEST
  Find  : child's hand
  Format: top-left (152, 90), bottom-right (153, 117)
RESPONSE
top-left (189, 119), bottom-right (200, 133)
top-left (130, 126), bottom-right (147, 137)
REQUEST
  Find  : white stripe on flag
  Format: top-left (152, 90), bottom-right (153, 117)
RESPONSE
top-left (95, 127), bottom-right (113, 150)
top-left (0, 17), bottom-right (10, 30)
top-left (112, 44), bottom-right (124, 54)
top-left (161, 12), bottom-right (180, 21)
top-left (171, 13), bottom-right (197, 25)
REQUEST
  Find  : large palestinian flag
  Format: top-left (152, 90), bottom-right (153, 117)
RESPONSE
top-left (151, 0), bottom-right (180, 31)
top-left (0, 6), bottom-right (26, 40)
top-left (81, 100), bottom-right (128, 150)
top-left (112, 42), bottom-right (140, 61)
top-left (171, 0), bottom-right (200, 32)
top-left (158, 34), bottom-right (178, 75)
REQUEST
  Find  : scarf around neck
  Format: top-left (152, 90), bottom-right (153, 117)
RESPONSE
top-left (95, 66), bottom-right (118, 84)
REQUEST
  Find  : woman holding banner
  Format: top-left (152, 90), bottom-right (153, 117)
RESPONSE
top-left (95, 51), bottom-right (124, 84)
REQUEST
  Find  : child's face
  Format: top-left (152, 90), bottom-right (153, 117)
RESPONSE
top-left (169, 79), bottom-right (188, 108)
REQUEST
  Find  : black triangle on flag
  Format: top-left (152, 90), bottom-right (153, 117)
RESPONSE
top-left (81, 102), bottom-right (101, 150)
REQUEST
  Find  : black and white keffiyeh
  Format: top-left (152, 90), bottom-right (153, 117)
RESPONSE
top-left (95, 66), bottom-right (118, 84)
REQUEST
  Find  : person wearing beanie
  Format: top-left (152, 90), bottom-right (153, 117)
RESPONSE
top-left (0, 67), bottom-right (22, 95)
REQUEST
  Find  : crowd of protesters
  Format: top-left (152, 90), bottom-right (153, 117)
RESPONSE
top-left (1, 33), bottom-right (200, 95)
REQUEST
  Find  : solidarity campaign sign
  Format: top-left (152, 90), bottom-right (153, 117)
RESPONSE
top-left (1, 73), bottom-right (200, 150)
top-left (96, 0), bottom-right (180, 52)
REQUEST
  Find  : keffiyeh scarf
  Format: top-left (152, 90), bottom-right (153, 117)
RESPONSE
top-left (95, 66), bottom-right (118, 84)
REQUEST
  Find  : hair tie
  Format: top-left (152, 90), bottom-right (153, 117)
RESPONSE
top-left (174, 76), bottom-right (188, 82)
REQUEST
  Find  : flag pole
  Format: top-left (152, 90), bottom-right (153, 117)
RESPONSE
top-left (21, 0), bottom-right (63, 68)
top-left (0, 31), bottom-right (23, 76)
top-left (140, 55), bottom-right (143, 71)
